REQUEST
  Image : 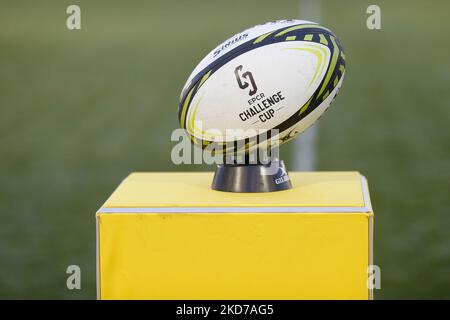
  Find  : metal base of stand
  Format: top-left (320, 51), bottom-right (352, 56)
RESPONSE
top-left (211, 160), bottom-right (292, 193)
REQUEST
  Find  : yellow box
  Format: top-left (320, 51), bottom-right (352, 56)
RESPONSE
top-left (96, 172), bottom-right (374, 300)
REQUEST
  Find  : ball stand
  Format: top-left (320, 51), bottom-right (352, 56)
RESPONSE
top-left (211, 159), bottom-right (292, 192)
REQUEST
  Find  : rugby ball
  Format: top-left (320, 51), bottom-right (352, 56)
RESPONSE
top-left (178, 19), bottom-right (346, 154)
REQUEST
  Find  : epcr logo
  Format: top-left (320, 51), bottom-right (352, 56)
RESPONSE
top-left (235, 65), bottom-right (258, 96)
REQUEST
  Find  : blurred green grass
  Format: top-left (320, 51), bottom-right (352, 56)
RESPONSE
top-left (0, 0), bottom-right (449, 299)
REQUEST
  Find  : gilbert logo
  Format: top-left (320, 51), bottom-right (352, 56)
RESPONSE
top-left (275, 166), bottom-right (290, 185)
top-left (235, 65), bottom-right (257, 96)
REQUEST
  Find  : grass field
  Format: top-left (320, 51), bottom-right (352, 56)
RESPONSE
top-left (0, 0), bottom-right (449, 299)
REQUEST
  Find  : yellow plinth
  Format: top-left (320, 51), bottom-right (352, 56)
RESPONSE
top-left (97, 172), bottom-right (374, 300)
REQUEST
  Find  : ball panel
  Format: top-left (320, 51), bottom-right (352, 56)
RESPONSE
top-left (277, 73), bottom-right (345, 145)
top-left (180, 20), bottom-right (315, 98)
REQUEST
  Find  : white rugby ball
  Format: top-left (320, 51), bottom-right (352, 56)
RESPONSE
top-left (178, 19), bottom-right (346, 154)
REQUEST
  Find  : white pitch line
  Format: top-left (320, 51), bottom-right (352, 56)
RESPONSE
top-left (293, 0), bottom-right (322, 171)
